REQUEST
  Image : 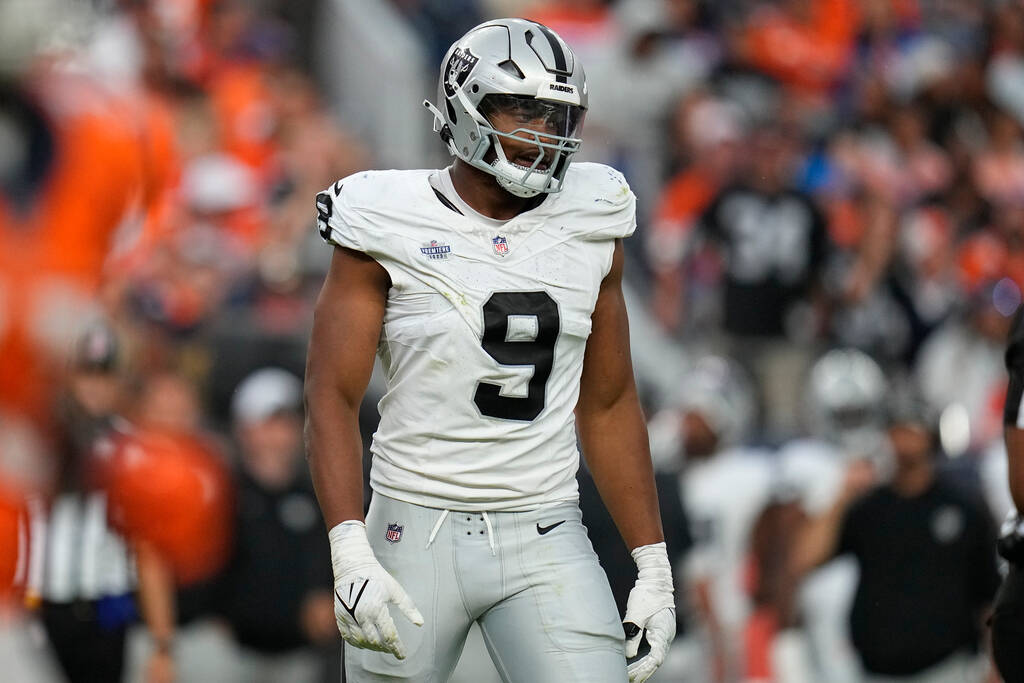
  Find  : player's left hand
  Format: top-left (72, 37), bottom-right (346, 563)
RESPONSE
top-left (623, 542), bottom-right (676, 683)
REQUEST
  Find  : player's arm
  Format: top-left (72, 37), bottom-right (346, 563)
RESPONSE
top-left (305, 246), bottom-right (388, 526)
top-left (576, 239), bottom-right (674, 683)
top-left (576, 240), bottom-right (662, 549)
top-left (993, 311), bottom-right (1024, 683)
top-left (790, 459), bottom-right (874, 576)
top-left (1008, 427), bottom-right (1024, 513)
top-left (997, 311), bottom-right (1024, 568)
top-left (135, 540), bottom-right (176, 683)
top-left (1005, 310), bottom-right (1024, 512)
top-left (305, 245), bottom-right (423, 659)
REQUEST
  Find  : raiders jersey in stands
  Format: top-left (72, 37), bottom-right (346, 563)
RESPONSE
top-left (698, 184), bottom-right (828, 338)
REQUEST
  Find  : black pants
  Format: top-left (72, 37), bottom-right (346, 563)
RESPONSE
top-left (41, 601), bottom-right (126, 683)
top-left (993, 564), bottom-right (1024, 683)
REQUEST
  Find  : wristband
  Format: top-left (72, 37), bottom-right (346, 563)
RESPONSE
top-left (632, 542), bottom-right (671, 573)
top-left (328, 520), bottom-right (374, 577)
top-left (631, 542), bottom-right (673, 591)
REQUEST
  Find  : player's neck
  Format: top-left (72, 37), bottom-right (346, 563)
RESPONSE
top-left (449, 160), bottom-right (543, 221)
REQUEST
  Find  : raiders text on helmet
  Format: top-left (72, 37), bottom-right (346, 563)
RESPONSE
top-left (424, 18), bottom-right (588, 198)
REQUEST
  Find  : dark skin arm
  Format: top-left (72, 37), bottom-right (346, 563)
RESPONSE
top-left (1007, 427), bottom-right (1024, 512)
top-left (305, 246), bottom-right (390, 527)
top-left (576, 240), bottom-right (664, 550)
top-left (135, 541), bottom-right (176, 683)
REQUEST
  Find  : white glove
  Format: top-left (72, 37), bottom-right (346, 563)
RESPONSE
top-left (623, 542), bottom-right (676, 683)
top-left (329, 521), bottom-right (424, 659)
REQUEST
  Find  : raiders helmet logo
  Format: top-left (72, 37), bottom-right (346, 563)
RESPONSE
top-left (443, 47), bottom-right (479, 98)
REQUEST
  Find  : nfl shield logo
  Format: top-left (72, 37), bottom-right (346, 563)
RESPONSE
top-left (492, 235), bottom-right (509, 256)
top-left (385, 523), bottom-right (404, 544)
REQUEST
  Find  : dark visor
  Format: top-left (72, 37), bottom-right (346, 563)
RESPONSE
top-left (479, 94), bottom-right (584, 138)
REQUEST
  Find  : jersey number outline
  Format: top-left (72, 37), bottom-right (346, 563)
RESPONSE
top-left (474, 291), bottom-right (560, 422)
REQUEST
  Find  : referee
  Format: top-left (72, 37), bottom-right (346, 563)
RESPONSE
top-left (994, 308), bottom-right (1024, 683)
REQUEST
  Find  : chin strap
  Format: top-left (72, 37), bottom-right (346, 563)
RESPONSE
top-left (423, 99), bottom-right (454, 148)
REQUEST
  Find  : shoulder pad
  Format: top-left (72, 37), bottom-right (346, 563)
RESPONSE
top-left (315, 170), bottom-right (430, 251)
top-left (555, 163), bottom-right (636, 241)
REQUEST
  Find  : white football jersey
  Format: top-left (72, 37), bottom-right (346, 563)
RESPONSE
top-left (777, 438), bottom-right (861, 683)
top-left (317, 162), bottom-right (635, 511)
top-left (681, 447), bottom-right (774, 632)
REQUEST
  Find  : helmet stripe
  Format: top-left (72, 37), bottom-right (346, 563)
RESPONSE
top-left (529, 22), bottom-right (570, 83)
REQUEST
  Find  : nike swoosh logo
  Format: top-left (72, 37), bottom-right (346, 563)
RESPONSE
top-left (335, 580), bottom-right (368, 621)
top-left (537, 520), bottom-right (566, 535)
top-left (333, 179), bottom-right (344, 194)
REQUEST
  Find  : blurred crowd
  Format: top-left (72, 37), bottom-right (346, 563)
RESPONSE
top-left (0, 0), bottom-right (1022, 682)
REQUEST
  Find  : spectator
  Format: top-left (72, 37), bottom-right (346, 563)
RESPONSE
top-left (915, 278), bottom-right (1017, 455)
top-left (216, 368), bottom-right (335, 683)
top-left (119, 371), bottom-right (235, 683)
top-left (648, 92), bottom-right (744, 334)
top-left (0, 0), bottom-right (148, 435)
top-left (580, 0), bottom-right (716, 226)
top-left (741, 0), bottom-right (859, 103)
top-left (689, 122), bottom-right (832, 438)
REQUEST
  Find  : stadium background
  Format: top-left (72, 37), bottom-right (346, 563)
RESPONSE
top-left (0, 0), bottom-right (1019, 681)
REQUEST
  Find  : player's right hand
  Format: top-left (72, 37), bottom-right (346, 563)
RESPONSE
top-left (328, 521), bottom-right (424, 659)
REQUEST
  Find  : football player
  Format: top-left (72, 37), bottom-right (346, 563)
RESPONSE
top-left (993, 308), bottom-right (1024, 682)
top-left (305, 18), bottom-right (674, 683)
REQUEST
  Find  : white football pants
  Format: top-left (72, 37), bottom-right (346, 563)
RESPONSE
top-left (344, 494), bottom-right (627, 683)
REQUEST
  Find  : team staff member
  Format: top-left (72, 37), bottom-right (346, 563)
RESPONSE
top-left (793, 397), bottom-right (999, 682)
top-left (993, 309), bottom-right (1024, 682)
top-left (306, 19), bottom-right (674, 683)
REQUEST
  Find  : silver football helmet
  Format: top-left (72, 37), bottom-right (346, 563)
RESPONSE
top-left (424, 18), bottom-right (588, 198)
top-left (806, 348), bottom-right (888, 456)
top-left (676, 355), bottom-right (756, 448)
